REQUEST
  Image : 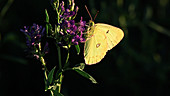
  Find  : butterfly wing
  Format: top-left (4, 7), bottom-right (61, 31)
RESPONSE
top-left (84, 23), bottom-right (124, 65)
top-left (84, 31), bottom-right (108, 65)
top-left (95, 23), bottom-right (124, 50)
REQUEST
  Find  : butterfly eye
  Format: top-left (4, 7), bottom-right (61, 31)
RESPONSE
top-left (96, 43), bottom-right (100, 48)
top-left (106, 30), bottom-right (109, 34)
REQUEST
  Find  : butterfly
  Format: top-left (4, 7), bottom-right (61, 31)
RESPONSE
top-left (84, 21), bottom-right (124, 65)
top-left (83, 6), bottom-right (124, 65)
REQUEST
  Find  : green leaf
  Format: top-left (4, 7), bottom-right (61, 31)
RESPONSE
top-left (53, 89), bottom-right (64, 96)
top-left (75, 45), bottom-right (80, 55)
top-left (48, 23), bottom-right (54, 34)
top-left (72, 68), bottom-right (97, 84)
top-left (74, 63), bottom-right (85, 70)
top-left (45, 9), bottom-right (49, 36)
top-left (44, 78), bottom-right (48, 91)
top-left (55, 69), bottom-right (63, 80)
top-left (51, 0), bottom-right (58, 9)
top-left (45, 9), bottom-right (49, 23)
top-left (48, 66), bottom-right (56, 84)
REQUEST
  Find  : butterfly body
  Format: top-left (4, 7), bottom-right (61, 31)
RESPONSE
top-left (84, 23), bottom-right (124, 65)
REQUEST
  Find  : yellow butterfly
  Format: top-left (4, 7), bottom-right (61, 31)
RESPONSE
top-left (84, 20), bottom-right (124, 65)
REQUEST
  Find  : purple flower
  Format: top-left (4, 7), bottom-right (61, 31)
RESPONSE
top-left (67, 29), bottom-right (75, 35)
top-left (79, 17), bottom-right (86, 27)
top-left (60, 31), bottom-right (64, 35)
top-left (69, 11), bottom-right (75, 16)
top-left (72, 35), bottom-right (79, 45)
top-left (69, 20), bottom-right (75, 26)
top-left (57, 1), bottom-right (86, 46)
top-left (71, 25), bottom-right (77, 32)
top-left (80, 37), bottom-right (85, 43)
top-left (60, 1), bottom-right (65, 12)
top-left (67, 20), bottom-right (75, 28)
top-left (21, 23), bottom-right (48, 58)
top-left (78, 26), bottom-right (85, 32)
top-left (78, 17), bottom-right (86, 32)
top-left (75, 6), bottom-right (79, 13)
top-left (59, 2), bottom-right (78, 20)
top-left (63, 10), bottom-right (75, 19)
top-left (21, 23), bottom-right (45, 47)
top-left (72, 34), bottom-right (85, 45)
top-left (61, 16), bottom-right (86, 45)
top-left (62, 20), bottom-right (69, 28)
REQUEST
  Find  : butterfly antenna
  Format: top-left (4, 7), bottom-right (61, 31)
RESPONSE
top-left (94, 11), bottom-right (99, 21)
top-left (85, 5), bottom-right (93, 21)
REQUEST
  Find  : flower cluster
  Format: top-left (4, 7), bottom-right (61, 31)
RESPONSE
top-left (21, 1), bottom-right (98, 95)
top-left (71, 17), bottom-right (86, 45)
top-left (57, 0), bottom-right (86, 45)
top-left (20, 23), bottom-right (48, 59)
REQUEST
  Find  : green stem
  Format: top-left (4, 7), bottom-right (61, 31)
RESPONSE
top-left (40, 56), bottom-right (48, 79)
top-left (56, 0), bottom-right (60, 25)
top-left (40, 56), bottom-right (55, 96)
top-left (45, 9), bottom-right (49, 36)
top-left (38, 43), bottom-right (48, 79)
top-left (58, 74), bottom-right (63, 93)
top-left (56, 44), bottom-right (63, 93)
top-left (57, 46), bottom-right (70, 93)
top-left (57, 45), bottom-right (62, 69)
top-left (38, 43), bottom-right (55, 95)
top-left (64, 48), bottom-right (70, 69)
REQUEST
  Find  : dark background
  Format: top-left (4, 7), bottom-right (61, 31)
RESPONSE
top-left (0, 0), bottom-right (170, 96)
